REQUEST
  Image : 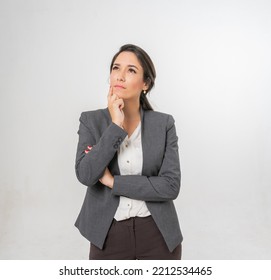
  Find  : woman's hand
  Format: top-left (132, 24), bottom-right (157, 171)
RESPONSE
top-left (99, 167), bottom-right (114, 189)
top-left (107, 86), bottom-right (124, 128)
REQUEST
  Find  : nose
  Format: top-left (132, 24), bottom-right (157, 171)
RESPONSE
top-left (116, 70), bottom-right (125, 82)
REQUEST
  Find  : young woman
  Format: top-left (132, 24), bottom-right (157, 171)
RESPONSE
top-left (75, 44), bottom-right (183, 259)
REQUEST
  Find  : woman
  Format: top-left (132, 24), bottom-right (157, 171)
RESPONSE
top-left (75, 44), bottom-right (183, 259)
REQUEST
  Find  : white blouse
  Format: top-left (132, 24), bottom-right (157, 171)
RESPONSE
top-left (114, 122), bottom-right (151, 221)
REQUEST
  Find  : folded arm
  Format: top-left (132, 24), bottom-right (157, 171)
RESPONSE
top-left (75, 112), bottom-right (127, 187)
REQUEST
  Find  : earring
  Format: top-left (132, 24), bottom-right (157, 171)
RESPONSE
top-left (143, 90), bottom-right (147, 95)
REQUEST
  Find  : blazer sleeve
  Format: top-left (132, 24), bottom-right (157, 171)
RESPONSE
top-left (75, 112), bottom-right (127, 187)
top-left (112, 115), bottom-right (181, 201)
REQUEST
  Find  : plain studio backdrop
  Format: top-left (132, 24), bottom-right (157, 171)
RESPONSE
top-left (0, 0), bottom-right (270, 260)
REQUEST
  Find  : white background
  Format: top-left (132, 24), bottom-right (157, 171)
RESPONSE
top-left (0, 0), bottom-right (270, 259)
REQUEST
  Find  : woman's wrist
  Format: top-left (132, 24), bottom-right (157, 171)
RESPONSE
top-left (112, 121), bottom-right (124, 129)
top-left (108, 177), bottom-right (114, 189)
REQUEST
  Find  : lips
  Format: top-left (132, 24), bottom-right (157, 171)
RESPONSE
top-left (114, 85), bottom-right (126, 89)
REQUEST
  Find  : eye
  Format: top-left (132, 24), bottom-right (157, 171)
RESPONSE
top-left (128, 68), bottom-right (136, 74)
top-left (112, 65), bottom-right (119, 71)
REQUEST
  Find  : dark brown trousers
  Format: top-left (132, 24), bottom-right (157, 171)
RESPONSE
top-left (89, 216), bottom-right (182, 260)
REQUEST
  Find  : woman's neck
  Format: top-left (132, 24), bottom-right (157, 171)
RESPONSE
top-left (123, 99), bottom-right (141, 121)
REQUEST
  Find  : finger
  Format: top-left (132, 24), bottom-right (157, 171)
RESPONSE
top-left (119, 98), bottom-right (124, 109)
top-left (120, 101), bottom-right (124, 110)
top-left (113, 98), bottom-right (123, 105)
top-left (107, 86), bottom-right (113, 98)
top-left (113, 98), bottom-right (124, 109)
top-left (108, 94), bottom-right (119, 105)
top-left (108, 88), bottom-right (119, 101)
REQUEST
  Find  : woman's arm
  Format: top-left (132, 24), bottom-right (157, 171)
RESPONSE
top-left (76, 87), bottom-right (127, 187)
top-left (75, 112), bottom-right (127, 187)
top-left (112, 115), bottom-right (181, 201)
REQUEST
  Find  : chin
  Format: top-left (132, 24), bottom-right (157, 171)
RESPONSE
top-left (115, 91), bottom-right (127, 98)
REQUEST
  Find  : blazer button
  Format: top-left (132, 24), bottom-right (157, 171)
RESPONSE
top-left (118, 137), bottom-right (122, 142)
top-left (113, 144), bottom-right (119, 149)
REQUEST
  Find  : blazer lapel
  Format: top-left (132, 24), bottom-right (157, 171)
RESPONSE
top-left (141, 108), bottom-right (152, 176)
top-left (107, 107), bottom-right (154, 177)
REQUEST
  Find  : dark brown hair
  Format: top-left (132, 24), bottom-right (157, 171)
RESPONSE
top-left (110, 44), bottom-right (156, 111)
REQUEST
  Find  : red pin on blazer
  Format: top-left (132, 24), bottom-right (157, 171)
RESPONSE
top-left (84, 145), bottom-right (93, 154)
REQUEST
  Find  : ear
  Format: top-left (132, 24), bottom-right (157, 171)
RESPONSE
top-left (143, 84), bottom-right (149, 91)
top-left (143, 78), bottom-right (150, 91)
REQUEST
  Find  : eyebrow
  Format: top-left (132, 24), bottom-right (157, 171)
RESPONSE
top-left (113, 63), bottom-right (139, 70)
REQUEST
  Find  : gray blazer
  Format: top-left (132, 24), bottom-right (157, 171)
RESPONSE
top-left (75, 107), bottom-right (183, 252)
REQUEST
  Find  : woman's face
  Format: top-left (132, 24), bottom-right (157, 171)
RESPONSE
top-left (110, 51), bottom-right (148, 101)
